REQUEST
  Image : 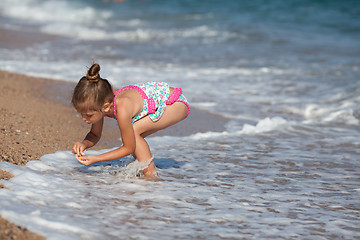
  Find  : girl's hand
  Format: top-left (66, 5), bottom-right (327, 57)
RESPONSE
top-left (76, 154), bottom-right (99, 166)
top-left (72, 142), bottom-right (87, 157)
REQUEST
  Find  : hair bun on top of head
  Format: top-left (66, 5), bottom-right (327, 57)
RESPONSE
top-left (86, 63), bottom-right (101, 83)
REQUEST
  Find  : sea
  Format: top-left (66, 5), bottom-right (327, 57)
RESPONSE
top-left (0, 0), bottom-right (359, 239)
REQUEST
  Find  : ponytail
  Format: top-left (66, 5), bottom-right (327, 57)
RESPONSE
top-left (86, 63), bottom-right (101, 83)
top-left (72, 63), bottom-right (114, 112)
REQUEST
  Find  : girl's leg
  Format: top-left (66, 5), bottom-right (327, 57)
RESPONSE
top-left (133, 134), bottom-right (155, 176)
top-left (132, 102), bottom-right (188, 177)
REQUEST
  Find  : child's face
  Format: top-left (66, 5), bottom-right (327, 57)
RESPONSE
top-left (80, 110), bottom-right (103, 124)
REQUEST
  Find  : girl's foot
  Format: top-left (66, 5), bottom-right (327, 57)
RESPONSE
top-left (142, 159), bottom-right (158, 178)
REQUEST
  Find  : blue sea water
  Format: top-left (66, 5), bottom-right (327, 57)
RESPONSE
top-left (0, 0), bottom-right (359, 239)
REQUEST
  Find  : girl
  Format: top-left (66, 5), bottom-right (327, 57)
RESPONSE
top-left (71, 63), bottom-right (190, 177)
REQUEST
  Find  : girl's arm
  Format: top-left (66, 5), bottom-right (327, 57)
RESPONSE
top-left (77, 98), bottom-right (136, 165)
top-left (72, 117), bottom-right (104, 157)
top-left (83, 117), bottom-right (104, 148)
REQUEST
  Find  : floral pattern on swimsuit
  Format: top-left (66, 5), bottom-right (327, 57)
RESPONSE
top-left (132, 81), bottom-right (170, 122)
top-left (109, 81), bottom-right (190, 123)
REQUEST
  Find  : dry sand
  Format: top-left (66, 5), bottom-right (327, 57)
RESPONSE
top-left (0, 70), bottom-right (228, 239)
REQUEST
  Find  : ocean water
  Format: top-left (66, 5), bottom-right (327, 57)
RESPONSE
top-left (0, 0), bottom-right (360, 239)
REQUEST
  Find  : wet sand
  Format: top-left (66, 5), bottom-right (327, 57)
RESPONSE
top-left (0, 70), bottom-right (228, 239)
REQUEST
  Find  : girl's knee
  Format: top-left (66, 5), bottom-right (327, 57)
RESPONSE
top-left (132, 123), bottom-right (146, 136)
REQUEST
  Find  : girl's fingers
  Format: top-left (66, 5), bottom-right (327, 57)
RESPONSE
top-left (72, 142), bottom-right (86, 155)
top-left (79, 144), bottom-right (86, 156)
top-left (76, 154), bottom-right (88, 161)
top-left (71, 145), bottom-right (77, 154)
top-left (72, 145), bottom-right (78, 155)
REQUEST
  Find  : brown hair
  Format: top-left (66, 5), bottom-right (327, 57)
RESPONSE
top-left (72, 63), bottom-right (114, 112)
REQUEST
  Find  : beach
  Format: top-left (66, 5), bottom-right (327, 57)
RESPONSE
top-left (0, 0), bottom-right (359, 239)
top-left (0, 70), bottom-right (87, 239)
top-left (0, 25), bottom-right (228, 238)
top-left (0, 69), bottom-right (228, 239)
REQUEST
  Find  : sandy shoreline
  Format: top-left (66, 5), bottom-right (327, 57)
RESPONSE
top-left (0, 70), bottom-right (228, 239)
top-left (0, 70), bottom-right (123, 239)
top-left (0, 71), bottom-right (86, 239)
top-left (0, 24), bottom-right (228, 240)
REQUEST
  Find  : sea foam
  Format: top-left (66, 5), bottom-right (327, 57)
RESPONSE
top-left (0, 150), bottom-right (155, 239)
top-left (186, 117), bottom-right (291, 141)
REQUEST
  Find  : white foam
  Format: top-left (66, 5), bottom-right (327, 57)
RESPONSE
top-left (191, 102), bottom-right (217, 108)
top-left (1, 0), bottom-right (112, 25)
top-left (304, 104), bottom-right (332, 119)
top-left (323, 109), bottom-right (359, 125)
top-left (186, 117), bottom-right (291, 141)
top-left (0, 138), bottom-right (358, 239)
top-left (0, 150), bottom-right (159, 239)
top-left (299, 101), bottom-right (359, 125)
top-left (240, 117), bottom-right (289, 134)
top-left (0, 210), bottom-right (93, 240)
top-left (0, 0), bottom-right (235, 42)
top-left (0, 146), bottom-right (236, 238)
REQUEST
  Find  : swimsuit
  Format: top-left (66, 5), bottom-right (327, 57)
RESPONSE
top-left (107, 81), bottom-right (190, 123)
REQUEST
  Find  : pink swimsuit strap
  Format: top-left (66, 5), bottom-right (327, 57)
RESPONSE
top-left (165, 88), bottom-right (182, 105)
top-left (111, 89), bottom-right (122, 118)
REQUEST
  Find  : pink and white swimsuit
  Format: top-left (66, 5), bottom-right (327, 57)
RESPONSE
top-left (108, 81), bottom-right (190, 123)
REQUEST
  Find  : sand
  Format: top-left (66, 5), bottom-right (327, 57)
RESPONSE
top-left (0, 69), bottom-right (228, 239)
top-left (0, 70), bottom-right (119, 239)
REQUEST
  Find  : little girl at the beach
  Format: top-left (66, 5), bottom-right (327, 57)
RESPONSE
top-left (71, 63), bottom-right (190, 177)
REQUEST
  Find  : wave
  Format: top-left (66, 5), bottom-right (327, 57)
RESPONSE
top-left (151, 104), bottom-right (359, 144)
top-left (148, 117), bottom-right (293, 144)
top-left (1, 0), bottom-right (112, 24)
top-left (287, 95), bottom-right (360, 125)
top-left (0, 0), bottom-right (238, 43)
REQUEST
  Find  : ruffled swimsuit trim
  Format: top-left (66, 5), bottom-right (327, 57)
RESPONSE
top-left (106, 81), bottom-right (190, 123)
